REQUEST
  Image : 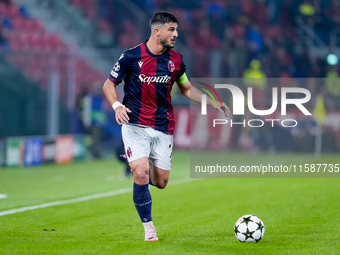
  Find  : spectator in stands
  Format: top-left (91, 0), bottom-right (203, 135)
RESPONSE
top-left (295, 49), bottom-right (312, 78)
top-left (267, 47), bottom-right (293, 78)
top-left (77, 84), bottom-right (107, 159)
top-left (243, 59), bottom-right (270, 151)
top-left (193, 19), bottom-right (221, 49)
top-left (95, 19), bottom-right (114, 48)
top-left (234, 40), bottom-right (249, 76)
top-left (299, 0), bottom-right (316, 17)
top-left (118, 20), bottom-right (141, 49)
top-left (267, 0), bottom-right (281, 25)
top-left (0, 23), bottom-right (8, 49)
top-left (246, 24), bottom-right (264, 59)
top-left (205, 0), bottom-right (226, 39)
top-left (76, 84), bottom-right (90, 134)
top-left (116, 141), bottom-right (132, 178)
top-left (328, 0), bottom-right (340, 25)
top-left (243, 59), bottom-right (267, 89)
top-left (250, 0), bottom-right (268, 30)
top-left (326, 67), bottom-right (340, 96)
top-left (325, 66), bottom-right (340, 109)
top-left (0, 0), bottom-right (11, 6)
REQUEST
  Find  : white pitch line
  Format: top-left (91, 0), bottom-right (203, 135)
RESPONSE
top-left (0, 177), bottom-right (194, 217)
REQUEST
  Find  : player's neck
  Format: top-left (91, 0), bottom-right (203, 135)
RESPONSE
top-left (146, 39), bottom-right (167, 55)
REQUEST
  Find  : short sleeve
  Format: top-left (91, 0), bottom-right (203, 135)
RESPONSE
top-left (109, 52), bottom-right (130, 85)
top-left (176, 56), bottom-right (187, 81)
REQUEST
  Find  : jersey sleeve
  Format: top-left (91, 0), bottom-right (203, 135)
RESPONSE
top-left (108, 52), bottom-right (130, 85)
top-left (176, 55), bottom-right (187, 81)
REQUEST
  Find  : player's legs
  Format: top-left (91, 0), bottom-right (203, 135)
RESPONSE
top-left (129, 157), bottom-right (158, 241)
top-left (129, 157), bottom-right (149, 185)
top-left (148, 128), bottom-right (173, 189)
top-left (149, 162), bottom-right (170, 189)
top-left (121, 125), bottom-right (172, 241)
top-left (121, 125), bottom-right (158, 241)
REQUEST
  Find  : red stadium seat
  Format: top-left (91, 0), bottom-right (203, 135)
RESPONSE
top-left (6, 32), bottom-right (15, 42)
top-left (38, 33), bottom-right (53, 52)
top-left (11, 17), bottom-right (25, 30)
top-left (3, 1), bottom-right (106, 104)
top-left (0, 4), bottom-right (7, 15)
top-left (49, 33), bottom-right (64, 51)
top-left (8, 40), bottom-right (20, 51)
top-left (6, 5), bottom-right (18, 18)
top-left (29, 20), bottom-right (43, 32)
top-left (85, 8), bottom-right (95, 19)
top-left (0, 4), bottom-right (18, 18)
top-left (31, 69), bottom-right (47, 88)
top-left (34, 56), bottom-right (49, 72)
top-left (14, 33), bottom-right (30, 50)
top-left (27, 33), bottom-right (41, 50)
top-left (20, 19), bottom-right (32, 30)
top-left (71, 0), bottom-right (82, 7)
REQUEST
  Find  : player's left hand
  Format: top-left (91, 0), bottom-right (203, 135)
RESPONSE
top-left (115, 106), bottom-right (132, 125)
top-left (215, 102), bottom-right (231, 118)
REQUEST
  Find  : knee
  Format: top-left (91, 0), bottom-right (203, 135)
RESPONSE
top-left (132, 166), bottom-right (149, 185)
top-left (155, 179), bottom-right (168, 189)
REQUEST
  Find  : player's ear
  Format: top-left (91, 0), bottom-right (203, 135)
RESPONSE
top-left (154, 28), bottom-right (161, 37)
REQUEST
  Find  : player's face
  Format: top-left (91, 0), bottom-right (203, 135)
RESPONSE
top-left (159, 22), bottom-right (178, 49)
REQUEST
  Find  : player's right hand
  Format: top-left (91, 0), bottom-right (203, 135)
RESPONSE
top-left (212, 102), bottom-right (231, 118)
top-left (218, 102), bottom-right (231, 118)
top-left (115, 106), bottom-right (132, 125)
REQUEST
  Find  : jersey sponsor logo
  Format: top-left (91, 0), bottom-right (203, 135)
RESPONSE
top-left (110, 70), bottom-right (118, 78)
top-left (168, 60), bottom-right (175, 72)
top-left (113, 62), bottom-right (120, 72)
top-left (138, 74), bottom-right (171, 85)
top-left (138, 61), bottom-right (143, 68)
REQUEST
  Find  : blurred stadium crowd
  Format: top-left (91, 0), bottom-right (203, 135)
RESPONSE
top-left (0, 0), bottom-right (339, 103)
top-left (96, 0), bottom-right (339, 75)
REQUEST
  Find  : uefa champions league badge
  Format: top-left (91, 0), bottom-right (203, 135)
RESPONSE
top-left (168, 60), bottom-right (175, 72)
top-left (113, 62), bottom-right (120, 72)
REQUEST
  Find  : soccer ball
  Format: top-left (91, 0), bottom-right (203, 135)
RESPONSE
top-left (234, 214), bottom-right (265, 242)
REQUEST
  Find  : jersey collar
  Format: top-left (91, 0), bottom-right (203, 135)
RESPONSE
top-left (144, 40), bottom-right (169, 58)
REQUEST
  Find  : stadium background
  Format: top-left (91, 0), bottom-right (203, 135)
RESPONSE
top-left (0, 0), bottom-right (339, 164)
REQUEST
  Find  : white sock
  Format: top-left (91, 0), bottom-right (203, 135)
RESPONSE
top-left (143, 221), bottom-right (155, 231)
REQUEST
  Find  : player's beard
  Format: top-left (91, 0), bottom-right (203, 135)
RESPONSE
top-left (160, 37), bottom-right (174, 49)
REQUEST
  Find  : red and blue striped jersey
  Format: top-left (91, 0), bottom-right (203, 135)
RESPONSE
top-left (109, 41), bottom-right (186, 135)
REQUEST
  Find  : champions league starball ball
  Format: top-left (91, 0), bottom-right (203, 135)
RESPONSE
top-left (234, 215), bottom-right (265, 242)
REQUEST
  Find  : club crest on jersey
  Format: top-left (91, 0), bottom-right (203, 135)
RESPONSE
top-left (168, 60), bottom-right (175, 72)
top-left (126, 147), bottom-right (132, 158)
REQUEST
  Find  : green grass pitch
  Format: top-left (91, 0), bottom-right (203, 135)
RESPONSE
top-left (0, 152), bottom-right (339, 254)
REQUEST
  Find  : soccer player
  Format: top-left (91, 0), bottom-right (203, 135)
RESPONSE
top-left (103, 11), bottom-right (230, 241)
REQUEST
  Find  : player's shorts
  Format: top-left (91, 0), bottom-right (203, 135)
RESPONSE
top-left (121, 124), bottom-right (173, 170)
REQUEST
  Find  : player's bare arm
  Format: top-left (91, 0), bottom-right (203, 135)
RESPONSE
top-left (177, 77), bottom-right (231, 117)
top-left (103, 78), bottom-right (131, 124)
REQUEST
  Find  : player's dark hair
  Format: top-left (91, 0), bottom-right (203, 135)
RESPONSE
top-left (150, 11), bottom-right (178, 27)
